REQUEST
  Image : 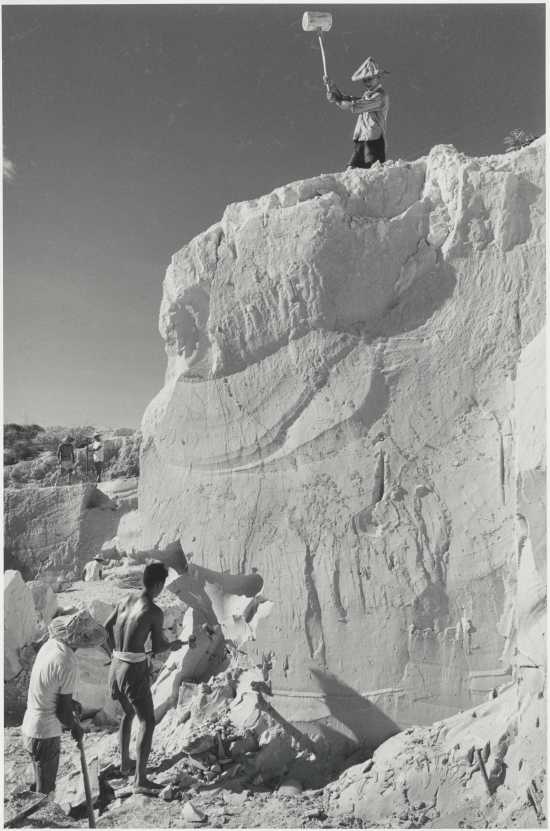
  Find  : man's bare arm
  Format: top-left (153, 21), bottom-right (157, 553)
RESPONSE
top-left (104, 605), bottom-right (119, 653)
top-left (150, 607), bottom-right (182, 655)
top-left (147, 607), bottom-right (200, 655)
top-left (56, 694), bottom-right (83, 742)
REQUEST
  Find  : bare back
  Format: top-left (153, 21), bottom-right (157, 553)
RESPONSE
top-left (111, 593), bottom-right (164, 653)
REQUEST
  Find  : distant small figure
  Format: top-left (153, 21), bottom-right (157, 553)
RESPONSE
top-left (325, 56), bottom-right (390, 170)
top-left (91, 433), bottom-right (104, 483)
top-left (82, 556), bottom-right (105, 582)
top-left (57, 435), bottom-right (75, 484)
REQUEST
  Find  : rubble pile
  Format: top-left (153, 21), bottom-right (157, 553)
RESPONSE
top-left (324, 672), bottom-right (546, 829)
top-left (153, 664), bottom-right (326, 792)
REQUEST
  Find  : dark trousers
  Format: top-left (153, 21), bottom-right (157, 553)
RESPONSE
top-left (348, 137), bottom-right (386, 169)
top-left (94, 461), bottom-right (103, 482)
top-left (23, 735), bottom-right (61, 795)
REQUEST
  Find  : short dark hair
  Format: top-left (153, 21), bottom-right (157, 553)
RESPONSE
top-left (143, 561), bottom-right (169, 590)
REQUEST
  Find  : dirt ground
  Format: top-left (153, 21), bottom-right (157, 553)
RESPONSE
top-left (3, 726), bottom-right (356, 829)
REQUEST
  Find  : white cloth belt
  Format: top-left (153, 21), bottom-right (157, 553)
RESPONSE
top-left (112, 650), bottom-right (147, 663)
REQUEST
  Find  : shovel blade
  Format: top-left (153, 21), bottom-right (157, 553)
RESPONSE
top-left (302, 11), bottom-right (333, 32)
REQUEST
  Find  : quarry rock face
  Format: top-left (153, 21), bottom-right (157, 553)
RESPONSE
top-left (139, 140), bottom-right (545, 744)
top-left (4, 485), bottom-right (91, 580)
top-left (3, 480), bottom-right (137, 580)
top-left (326, 320), bottom-right (546, 827)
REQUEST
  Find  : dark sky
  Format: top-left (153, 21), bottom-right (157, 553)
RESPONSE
top-left (3, 3), bottom-right (545, 427)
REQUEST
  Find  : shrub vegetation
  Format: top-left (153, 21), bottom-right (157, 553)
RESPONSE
top-left (503, 129), bottom-right (536, 152)
top-left (3, 424), bottom-right (141, 488)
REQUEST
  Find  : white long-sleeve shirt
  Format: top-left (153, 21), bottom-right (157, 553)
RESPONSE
top-left (335, 83), bottom-right (389, 141)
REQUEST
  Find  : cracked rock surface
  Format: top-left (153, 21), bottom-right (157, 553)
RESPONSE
top-left (138, 139), bottom-right (545, 746)
top-left (3, 140), bottom-right (546, 829)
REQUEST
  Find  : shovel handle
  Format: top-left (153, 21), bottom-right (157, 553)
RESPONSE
top-left (318, 32), bottom-right (328, 80)
top-left (77, 739), bottom-right (96, 828)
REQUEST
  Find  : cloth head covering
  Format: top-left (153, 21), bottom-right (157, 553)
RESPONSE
top-left (48, 609), bottom-right (106, 649)
top-left (351, 56), bottom-right (388, 81)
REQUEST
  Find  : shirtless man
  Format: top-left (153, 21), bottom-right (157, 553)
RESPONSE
top-left (104, 561), bottom-right (184, 792)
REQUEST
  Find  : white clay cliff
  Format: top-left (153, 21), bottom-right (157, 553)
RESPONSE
top-left (4, 138), bottom-right (546, 828)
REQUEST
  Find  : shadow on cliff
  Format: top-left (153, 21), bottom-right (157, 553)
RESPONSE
top-left (366, 259), bottom-right (457, 341)
top-left (77, 486), bottom-right (131, 572)
top-left (249, 668), bottom-right (400, 788)
top-left (310, 668), bottom-right (400, 751)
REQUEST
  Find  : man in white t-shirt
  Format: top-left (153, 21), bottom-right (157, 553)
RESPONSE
top-left (90, 433), bottom-right (104, 483)
top-left (21, 611), bottom-right (106, 798)
top-left (83, 556), bottom-right (104, 582)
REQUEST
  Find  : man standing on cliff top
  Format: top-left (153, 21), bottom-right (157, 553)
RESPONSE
top-left (104, 561), bottom-right (186, 793)
top-left (90, 433), bottom-right (104, 483)
top-left (325, 56), bottom-right (389, 169)
top-left (57, 435), bottom-right (75, 484)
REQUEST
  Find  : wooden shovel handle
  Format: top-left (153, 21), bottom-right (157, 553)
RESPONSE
top-left (78, 739), bottom-right (96, 828)
top-left (318, 32), bottom-right (328, 79)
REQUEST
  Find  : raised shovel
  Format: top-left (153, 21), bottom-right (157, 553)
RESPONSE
top-left (302, 11), bottom-right (333, 89)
